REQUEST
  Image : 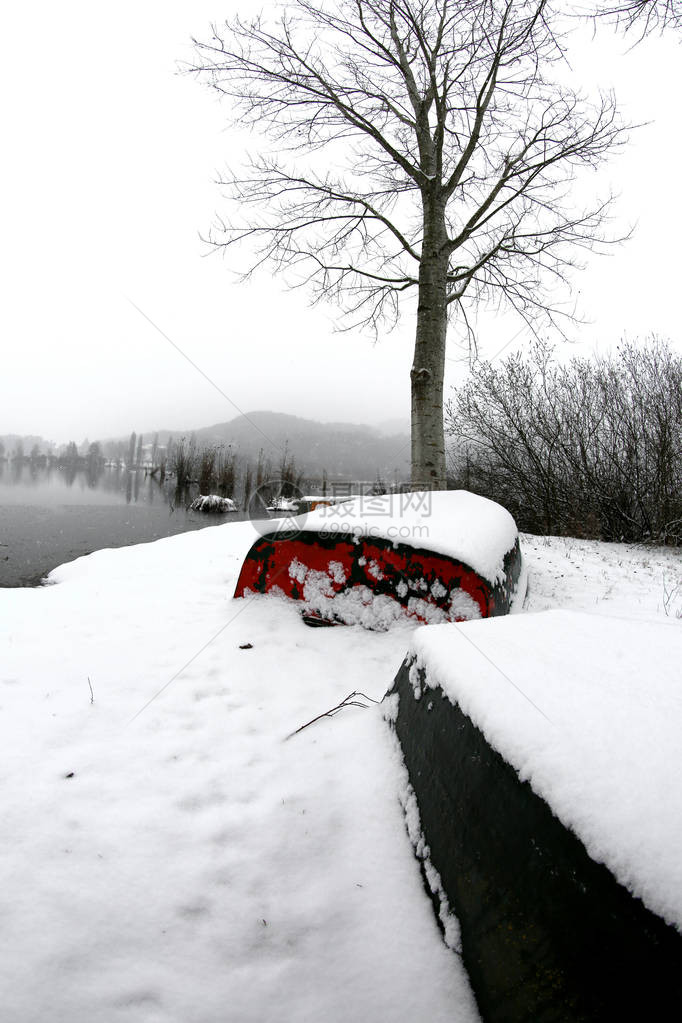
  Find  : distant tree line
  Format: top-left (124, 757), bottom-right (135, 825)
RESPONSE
top-left (446, 339), bottom-right (682, 544)
top-left (2, 427), bottom-right (399, 507)
top-left (0, 437), bottom-right (104, 470)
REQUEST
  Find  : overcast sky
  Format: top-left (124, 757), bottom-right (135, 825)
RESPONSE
top-left (2, 1), bottom-right (680, 445)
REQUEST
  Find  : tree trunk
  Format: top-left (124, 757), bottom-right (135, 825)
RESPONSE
top-left (411, 200), bottom-right (448, 491)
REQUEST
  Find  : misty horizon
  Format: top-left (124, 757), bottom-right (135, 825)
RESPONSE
top-left (2, 3), bottom-right (682, 449)
top-left (0, 408), bottom-right (411, 453)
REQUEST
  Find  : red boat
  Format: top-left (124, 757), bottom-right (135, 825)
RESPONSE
top-left (234, 491), bottom-right (525, 629)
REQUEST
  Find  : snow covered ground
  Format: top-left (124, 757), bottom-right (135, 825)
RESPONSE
top-left (521, 533), bottom-right (682, 620)
top-left (0, 522), bottom-right (679, 1022)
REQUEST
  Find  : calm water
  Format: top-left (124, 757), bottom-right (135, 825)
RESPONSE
top-left (0, 462), bottom-right (249, 588)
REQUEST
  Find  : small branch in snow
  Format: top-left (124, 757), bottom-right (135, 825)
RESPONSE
top-left (87, 676), bottom-right (94, 705)
top-left (285, 691), bottom-right (379, 740)
top-left (662, 578), bottom-right (682, 619)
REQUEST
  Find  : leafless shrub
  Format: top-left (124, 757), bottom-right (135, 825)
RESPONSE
top-left (198, 446), bottom-right (218, 494)
top-left (446, 338), bottom-right (682, 543)
top-left (172, 436), bottom-right (198, 489)
top-left (278, 442), bottom-right (304, 497)
top-left (216, 445), bottom-right (237, 499)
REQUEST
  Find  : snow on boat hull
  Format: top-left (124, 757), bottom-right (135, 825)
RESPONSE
top-left (387, 652), bottom-right (682, 1022)
top-left (233, 529), bottom-right (523, 628)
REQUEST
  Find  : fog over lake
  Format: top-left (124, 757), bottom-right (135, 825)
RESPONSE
top-left (0, 463), bottom-right (248, 588)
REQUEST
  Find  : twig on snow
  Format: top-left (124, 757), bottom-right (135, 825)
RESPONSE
top-left (663, 578), bottom-right (682, 619)
top-left (286, 691), bottom-right (379, 740)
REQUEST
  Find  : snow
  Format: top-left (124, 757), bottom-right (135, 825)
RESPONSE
top-left (189, 494), bottom-right (238, 513)
top-left (521, 533), bottom-right (682, 620)
top-left (267, 497), bottom-right (300, 512)
top-left (284, 556), bottom-right (482, 630)
top-left (0, 522), bottom-right (479, 1023)
top-left (298, 573), bottom-right (417, 631)
top-left (0, 518), bottom-right (680, 1020)
top-left (300, 490), bottom-right (519, 586)
top-left (301, 495), bottom-right (350, 505)
top-left (396, 757), bottom-right (463, 952)
top-left (407, 608), bottom-right (682, 932)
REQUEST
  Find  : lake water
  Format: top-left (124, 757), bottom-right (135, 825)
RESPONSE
top-left (0, 462), bottom-right (250, 588)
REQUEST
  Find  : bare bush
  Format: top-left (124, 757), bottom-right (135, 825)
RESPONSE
top-left (172, 436), bottom-right (198, 489)
top-left (278, 442), bottom-right (304, 497)
top-left (198, 446), bottom-right (218, 494)
top-left (216, 445), bottom-right (237, 499)
top-left (446, 339), bottom-right (682, 543)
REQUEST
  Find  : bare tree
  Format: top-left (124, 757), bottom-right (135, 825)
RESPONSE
top-left (190, 0), bottom-right (627, 489)
top-left (242, 460), bottom-right (253, 509)
top-left (594, 1), bottom-right (682, 35)
top-left (127, 431), bottom-right (137, 471)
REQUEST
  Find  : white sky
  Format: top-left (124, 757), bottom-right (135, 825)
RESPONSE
top-left (1, 1), bottom-right (680, 444)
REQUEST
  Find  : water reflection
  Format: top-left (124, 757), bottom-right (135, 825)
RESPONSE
top-left (0, 462), bottom-right (249, 588)
top-left (0, 463), bottom-right (191, 508)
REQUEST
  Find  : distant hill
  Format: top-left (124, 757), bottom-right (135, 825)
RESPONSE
top-left (173, 411), bottom-right (410, 481)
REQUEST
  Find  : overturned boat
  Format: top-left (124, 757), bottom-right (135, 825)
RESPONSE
top-left (234, 491), bottom-right (526, 629)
